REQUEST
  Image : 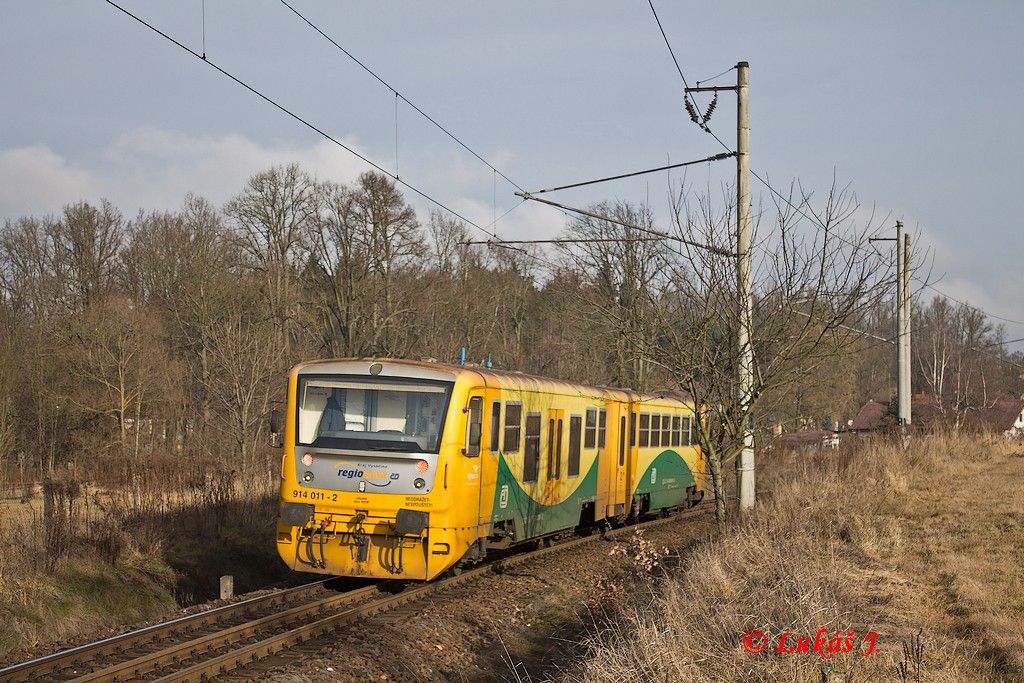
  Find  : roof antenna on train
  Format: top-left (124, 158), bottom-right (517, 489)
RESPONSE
top-left (459, 347), bottom-right (467, 366)
top-left (486, 354), bottom-right (493, 369)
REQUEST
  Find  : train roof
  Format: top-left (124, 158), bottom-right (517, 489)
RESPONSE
top-left (293, 357), bottom-right (693, 407)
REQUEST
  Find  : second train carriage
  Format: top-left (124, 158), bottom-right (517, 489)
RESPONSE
top-left (274, 358), bottom-right (704, 580)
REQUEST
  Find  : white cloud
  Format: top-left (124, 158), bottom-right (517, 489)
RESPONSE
top-left (0, 145), bottom-right (97, 217)
top-left (0, 127), bottom-right (555, 245)
top-left (4, 128), bottom-right (1020, 340)
top-left (0, 127), bottom-right (370, 219)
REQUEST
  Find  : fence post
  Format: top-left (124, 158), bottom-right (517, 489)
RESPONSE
top-left (220, 575), bottom-right (234, 600)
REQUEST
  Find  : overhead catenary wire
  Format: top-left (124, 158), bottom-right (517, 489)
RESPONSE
top-left (976, 335), bottom-right (1024, 349)
top-left (107, 3), bottom-right (576, 278)
top-left (514, 192), bottom-right (734, 257)
top-left (696, 64), bottom-right (736, 86)
top-left (790, 308), bottom-right (1024, 371)
top-left (274, 0), bottom-right (577, 275)
top-left (526, 152), bottom-right (735, 195)
top-left (916, 283), bottom-right (1024, 326)
top-left (646, 0), bottom-right (703, 124)
top-left (104, 0), bottom-right (548, 267)
top-left (277, 0), bottom-right (526, 195)
top-left (644, 10), bottom-right (1024, 332)
top-left (463, 237), bottom-right (669, 246)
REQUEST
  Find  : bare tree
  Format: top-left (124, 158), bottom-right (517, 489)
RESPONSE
top-left (55, 200), bottom-right (124, 310)
top-left (352, 171), bottom-right (426, 355)
top-left (557, 201), bottom-right (667, 390)
top-left (65, 297), bottom-right (177, 458)
top-left (121, 196), bottom-right (240, 445)
top-left (224, 164), bottom-right (318, 356)
top-left (643, 180), bottom-right (896, 528)
top-left (304, 181), bottom-right (371, 356)
top-left (206, 313), bottom-right (283, 468)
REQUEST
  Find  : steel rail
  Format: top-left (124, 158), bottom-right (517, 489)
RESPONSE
top-left (3, 505), bottom-right (711, 683)
top-left (67, 584), bottom-right (388, 683)
top-left (156, 506), bottom-right (712, 683)
top-left (0, 579), bottom-right (332, 682)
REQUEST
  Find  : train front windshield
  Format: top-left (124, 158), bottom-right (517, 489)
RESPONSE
top-left (296, 376), bottom-right (453, 453)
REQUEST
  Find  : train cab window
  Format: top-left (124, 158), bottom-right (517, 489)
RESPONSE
top-left (568, 416), bottom-right (581, 477)
top-left (639, 413), bottom-right (650, 447)
top-left (671, 415), bottom-right (681, 447)
top-left (489, 401), bottom-right (501, 452)
top-left (682, 416), bottom-right (693, 446)
top-left (661, 414), bottom-right (671, 447)
top-left (524, 413), bottom-right (541, 482)
top-left (584, 408), bottom-right (597, 449)
top-left (598, 409), bottom-right (607, 448)
top-left (504, 402), bottom-right (522, 453)
top-left (651, 414), bottom-right (661, 448)
top-left (630, 411), bottom-right (637, 447)
top-left (297, 376), bottom-right (451, 453)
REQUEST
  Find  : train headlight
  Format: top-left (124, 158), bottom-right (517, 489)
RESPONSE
top-left (303, 471), bottom-right (314, 483)
top-left (413, 478), bottom-right (426, 489)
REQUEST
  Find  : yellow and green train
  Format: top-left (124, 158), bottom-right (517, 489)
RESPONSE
top-left (274, 358), bottom-right (704, 580)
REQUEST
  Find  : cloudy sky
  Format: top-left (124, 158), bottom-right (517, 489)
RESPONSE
top-left (2, 1), bottom-right (1023, 339)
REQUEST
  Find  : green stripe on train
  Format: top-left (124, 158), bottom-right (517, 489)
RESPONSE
top-left (488, 449), bottom-right (695, 539)
top-left (632, 449), bottom-right (696, 510)
top-left (490, 453), bottom-right (598, 540)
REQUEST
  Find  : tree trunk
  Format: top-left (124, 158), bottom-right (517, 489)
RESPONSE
top-left (706, 445), bottom-right (727, 532)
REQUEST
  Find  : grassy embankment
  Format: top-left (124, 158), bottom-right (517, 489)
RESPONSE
top-left (558, 435), bottom-right (1024, 682)
top-left (0, 456), bottom-right (292, 659)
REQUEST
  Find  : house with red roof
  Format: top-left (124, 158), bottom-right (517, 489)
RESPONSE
top-left (849, 394), bottom-right (1024, 439)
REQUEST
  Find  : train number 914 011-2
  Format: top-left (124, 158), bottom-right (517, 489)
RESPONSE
top-left (292, 490), bottom-right (338, 502)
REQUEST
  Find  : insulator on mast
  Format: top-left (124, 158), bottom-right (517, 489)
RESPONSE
top-left (703, 92), bottom-right (718, 124)
top-left (684, 96), bottom-right (701, 125)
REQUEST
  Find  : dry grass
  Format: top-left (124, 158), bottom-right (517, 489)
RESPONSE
top-left (552, 435), bottom-right (1024, 682)
top-left (0, 451), bottom-right (290, 658)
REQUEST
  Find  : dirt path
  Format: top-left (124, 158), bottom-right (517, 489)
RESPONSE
top-left (902, 442), bottom-right (1024, 679)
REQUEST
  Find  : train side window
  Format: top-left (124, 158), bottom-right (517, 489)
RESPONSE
top-left (682, 416), bottom-right (692, 446)
top-left (465, 397), bottom-right (483, 456)
top-left (651, 414), bottom-right (661, 448)
top-left (639, 413), bottom-right (650, 448)
top-left (568, 416), bottom-right (582, 477)
top-left (504, 402), bottom-right (522, 453)
top-left (671, 415), bottom-right (681, 447)
top-left (598, 409), bottom-right (607, 448)
top-left (524, 413), bottom-right (541, 482)
top-left (661, 414), bottom-right (671, 446)
top-left (584, 408), bottom-right (597, 449)
top-left (630, 410), bottom-right (637, 447)
top-left (489, 401), bottom-right (502, 452)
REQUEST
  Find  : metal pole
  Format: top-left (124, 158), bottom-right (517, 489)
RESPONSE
top-left (898, 226), bottom-right (912, 427)
top-left (735, 61), bottom-right (755, 512)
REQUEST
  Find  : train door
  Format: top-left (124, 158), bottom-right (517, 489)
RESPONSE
top-left (627, 401), bottom-right (638, 513)
top-left (612, 406), bottom-right (628, 514)
top-left (463, 391), bottom-right (484, 533)
top-left (545, 408), bottom-right (564, 502)
top-left (478, 388), bottom-right (502, 530)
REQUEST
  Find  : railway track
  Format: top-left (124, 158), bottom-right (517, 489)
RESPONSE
top-left (0, 506), bottom-right (710, 683)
